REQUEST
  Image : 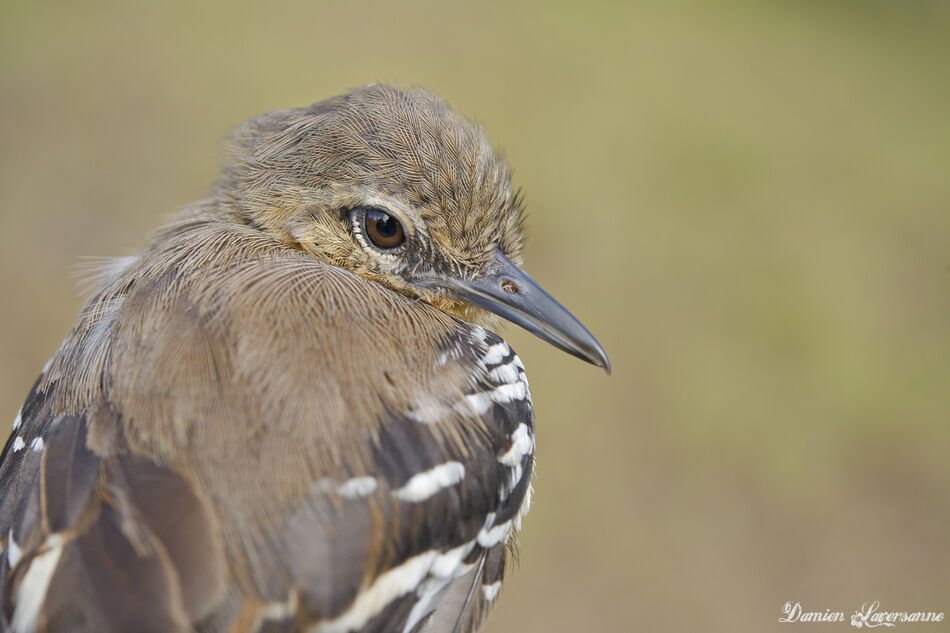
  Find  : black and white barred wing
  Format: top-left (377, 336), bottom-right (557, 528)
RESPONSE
top-left (251, 328), bottom-right (536, 633)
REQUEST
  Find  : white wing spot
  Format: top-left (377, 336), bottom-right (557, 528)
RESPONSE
top-left (478, 519), bottom-right (513, 548)
top-left (402, 578), bottom-right (445, 633)
top-left (336, 477), bottom-right (378, 499)
top-left (478, 513), bottom-right (513, 548)
top-left (456, 392), bottom-right (492, 417)
top-left (502, 463), bottom-right (524, 500)
top-left (430, 541), bottom-right (476, 578)
top-left (401, 540), bottom-right (478, 633)
top-left (12, 409), bottom-right (22, 431)
top-left (12, 535), bottom-right (64, 633)
top-left (11, 437), bottom-right (25, 453)
top-left (314, 550), bottom-right (439, 633)
top-left (467, 325), bottom-right (492, 346)
top-left (482, 581), bottom-right (502, 601)
top-left (489, 381), bottom-right (527, 405)
top-left (482, 343), bottom-right (510, 366)
top-left (393, 462), bottom-right (465, 503)
top-left (488, 361), bottom-right (520, 385)
top-left (499, 423), bottom-right (534, 466)
top-left (453, 375), bottom-right (531, 419)
top-left (29, 438), bottom-right (44, 453)
top-left (258, 589), bottom-right (298, 621)
top-left (7, 530), bottom-right (22, 568)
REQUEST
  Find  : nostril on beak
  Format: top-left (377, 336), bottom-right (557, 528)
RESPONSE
top-left (501, 279), bottom-right (520, 294)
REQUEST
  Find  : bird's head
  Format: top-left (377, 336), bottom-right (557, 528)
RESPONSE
top-left (217, 84), bottom-right (609, 371)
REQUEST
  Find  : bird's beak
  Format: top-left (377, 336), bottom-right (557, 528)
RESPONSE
top-left (419, 251), bottom-right (610, 373)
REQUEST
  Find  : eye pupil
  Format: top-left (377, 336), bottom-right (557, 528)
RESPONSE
top-left (375, 215), bottom-right (398, 238)
top-left (362, 207), bottom-right (406, 249)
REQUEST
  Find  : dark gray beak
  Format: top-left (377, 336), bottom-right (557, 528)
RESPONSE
top-left (420, 251), bottom-right (610, 373)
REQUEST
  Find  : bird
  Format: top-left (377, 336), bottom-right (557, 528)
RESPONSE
top-left (0, 84), bottom-right (609, 633)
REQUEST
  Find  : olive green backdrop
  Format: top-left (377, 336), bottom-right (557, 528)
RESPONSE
top-left (1, 1), bottom-right (948, 631)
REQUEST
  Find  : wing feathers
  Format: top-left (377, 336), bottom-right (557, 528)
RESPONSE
top-left (39, 415), bottom-right (98, 535)
top-left (1, 415), bottom-right (228, 632)
top-left (39, 502), bottom-right (191, 633)
top-left (110, 455), bottom-right (228, 620)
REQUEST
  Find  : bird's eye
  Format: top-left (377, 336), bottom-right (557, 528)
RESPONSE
top-left (362, 207), bottom-right (406, 250)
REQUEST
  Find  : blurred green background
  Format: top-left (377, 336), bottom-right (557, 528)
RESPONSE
top-left (1, 1), bottom-right (948, 631)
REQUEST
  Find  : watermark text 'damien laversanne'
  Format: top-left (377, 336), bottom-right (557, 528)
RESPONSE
top-left (780, 602), bottom-right (945, 628)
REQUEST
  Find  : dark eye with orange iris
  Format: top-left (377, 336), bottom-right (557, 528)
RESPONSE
top-left (362, 207), bottom-right (406, 250)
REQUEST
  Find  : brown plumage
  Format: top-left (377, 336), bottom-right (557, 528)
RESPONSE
top-left (0, 84), bottom-right (608, 633)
